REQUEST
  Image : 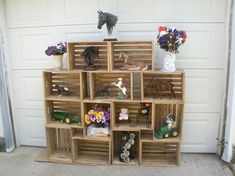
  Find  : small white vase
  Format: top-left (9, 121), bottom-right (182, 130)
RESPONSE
top-left (53, 55), bottom-right (63, 70)
top-left (161, 52), bottom-right (176, 72)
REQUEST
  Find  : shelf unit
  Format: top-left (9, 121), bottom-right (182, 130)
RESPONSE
top-left (43, 40), bottom-right (185, 166)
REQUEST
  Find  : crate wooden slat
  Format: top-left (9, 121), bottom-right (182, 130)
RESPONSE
top-left (44, 71), bottom-right (85, 99)
top-left (45, 100), bottom-right (82, 126)
top-left (90, 72), bottom-right (133, 100)
top-left (68, 42), bottom-right (109, 71)
top-left (46, 127), bottom-right (72, 163)
top-left (141, 71), bottom-right (185, 102)
top-left (110, 41), bottom-right (154, 71)
top-left (72, 138), bottom-right (111, 164)
top-left (112, 102), bottom-right (153, 130)
top-left (141, 141), bottom-right (179, 166)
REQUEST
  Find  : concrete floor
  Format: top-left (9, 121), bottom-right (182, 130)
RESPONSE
top-left (0, 147), bottom-right (233, 176)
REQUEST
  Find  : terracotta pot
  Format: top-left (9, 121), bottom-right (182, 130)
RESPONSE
top-left (53, 55), bottom-right (63, 70)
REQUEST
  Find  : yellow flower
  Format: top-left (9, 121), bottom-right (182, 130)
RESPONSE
top-left (96, 112), bottom-right (104, 119)
top-left (84, 114), bottom-right (91, 125)
top-left (88, 110), bottom-right (94, 115)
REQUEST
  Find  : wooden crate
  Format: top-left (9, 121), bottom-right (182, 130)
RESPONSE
top-left (154, 103), bottom-right (184, 140)
top-left (45, 100), bottom-right (82, 127)
top-left (112, 102), bottom-right (153, 130)
top-left (68, 42), bottom-right (109, 71)
top-left (90, 72), bottom-right (133, 100)
top-left (141, 141), bottom-right (179, 166)
top-left (82, 102), bottom-right (112, 138)
top-left (140, 130), bottom-right (154, 141)
top-left (141, 70), bottom-right (185, 102)
top-left (110, 41), bottom-right (154, 71)
top-left (43, 71), bottom-right (87, 100)
top-left (112, 130), bottom-right (140, 165)
top-left (72, 138), bottom-right (111, 164)
top-left (46, 127), bottom-right (72, 163)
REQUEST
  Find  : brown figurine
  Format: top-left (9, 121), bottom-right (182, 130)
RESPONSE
top-left (96, 85), bottom-right (110, 97)
top-left (81, 46), bottom-right (99, 70)
top-left (52, 84), bottom-right (70, 97)
top-left (147, 77), bottom-right (176, 99)
top-left (119, 52), bottom-right (148, 71)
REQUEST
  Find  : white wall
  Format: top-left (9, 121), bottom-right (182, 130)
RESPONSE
top-left (0, 106), bottom-right (4, 137)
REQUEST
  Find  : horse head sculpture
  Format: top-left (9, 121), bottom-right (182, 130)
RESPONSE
top-left (97, 10), bottom-right (118, 37)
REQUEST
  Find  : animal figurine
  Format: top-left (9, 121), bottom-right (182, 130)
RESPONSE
top-left (147, 77), bottom-right (176, 99)
top-left (97, 10), bottom-right (118, 41)
top-left (119, 132), bottom-right (136, 163)
top-left (111, 78), bottom-right (127, 99)
top-left (155, 114), bottom-right (178, 139)
top-left (52, 84), bottom-right (70, 97)
top-left (96, 85), bottom-right (110, 97)
top-left (119, 52), bottom-right (148, 71)
top-left (81, 46), bottom-right (99, 70)
top-left (119, 108), bottom-right (129, 120)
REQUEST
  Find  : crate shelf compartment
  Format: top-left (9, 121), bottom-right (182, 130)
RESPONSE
top-left (141, 141), bottom-right (179, 166)
top-left (68, 42), bottom-right (109, 71)
top-left (140, 129), bottom-right (154, 141)
top-left (83, 102), bottom-right (112, 138)
top-left (90, 72), bottom-right (133, 100)
top-left (112, 102), bottom-right (153, 130)
top-left (141, 70), bottom-right (185, 101)
top-left (110, 41), bottom-right (154, 71)
top-left (71, 128), bottom-right (84, 139)
top-left (44, 71), bottom-right (87, 100)
top-left (72, 138), bottom-right (111, 164)
top-left (46, 127), bottom-right (72, 163)
top-left (45, 100), bottom-right (82, 127)
top-left (154, 104), bottom-right (184, 140)
top-left (112, 130), bottom-right (140, 165)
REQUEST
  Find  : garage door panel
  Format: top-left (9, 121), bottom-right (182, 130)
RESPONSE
top-left (184, 69), bottom-right (224, 113)
top-left (15, 109), bottom-right (46, 146)
top-left (182, 112), bottom-right (220, 153)
top-left (6, 0), bottom-right (226, 28)
top-left (11, 70), bottom-right (44, 109)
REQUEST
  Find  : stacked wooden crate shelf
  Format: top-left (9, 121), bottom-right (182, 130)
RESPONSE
top-left (43, 40), bottom-right (185, 166)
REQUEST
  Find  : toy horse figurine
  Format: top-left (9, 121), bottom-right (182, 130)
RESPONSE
top-left (119, 52), bottom-right (148, 71)
top-left (81, 46), bottom-right (99, 70)
top-left (111, 78), bottom-right (127, 99)
top-left (97, 10), bottom-right (118, 41)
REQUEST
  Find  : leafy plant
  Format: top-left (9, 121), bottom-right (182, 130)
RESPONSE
top-left (216, 137), bottom-right (228, 158)
top-left (45, 42), bottom-right (67, 56)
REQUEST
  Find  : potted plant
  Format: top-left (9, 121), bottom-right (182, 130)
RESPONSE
top-left (84, 104), bottom-right (110, 137)
top-left (45, 42), bottom-right (67, 70)
top-left (157, 26), bottom-right (187, 72)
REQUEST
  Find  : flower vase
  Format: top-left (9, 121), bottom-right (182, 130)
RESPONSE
top-left (161, 52), bottom-right (176, 72)
top-left (53, 55), bottom-right (63, 70)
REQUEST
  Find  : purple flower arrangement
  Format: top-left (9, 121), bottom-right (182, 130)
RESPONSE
top-left (84, 104), bottom-right (110, 127)
top-left (45, 42), bottom-right (67, 56)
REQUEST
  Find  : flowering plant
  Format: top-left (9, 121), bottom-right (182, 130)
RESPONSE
top-left (45, 42), bottom-right (67, 56)
top-left (84, 104), bottom-right (110, 127)
top-left (157, 26), bottom-right (187, 53)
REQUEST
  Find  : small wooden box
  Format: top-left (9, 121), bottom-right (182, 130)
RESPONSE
top-left (154, 103), bottom-right (184, 139)
top-left (141, 141), bottom-right (179, 166)
top-left (112, 101), bottom-right (153, 130)
top-left (46, 127), bottom-right (72, 163)
top-left (90, 72), bottom-right (133, 100)
top-left (43, 71), bottom-right (87, 100)
top-left (112, 130), bottom-right (140, 165)
top-left (110, 41), bottom-right (154, 71)
top-left (45, 100), bottom-right (82, 127)
top-left (72, 138), bottom-right (111, 164)
top-left (68, 42), bottom-right (109, 71)
top-left (141, 70), bottom-right (185, 102)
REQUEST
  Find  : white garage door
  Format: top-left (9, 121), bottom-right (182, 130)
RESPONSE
top-left (6, 0), bottom-right (228, 152)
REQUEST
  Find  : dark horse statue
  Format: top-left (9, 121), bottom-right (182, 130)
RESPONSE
top-left (97, 10), bottom-right (118, 40)
top-left (81, 46), bottom-right (99, 70)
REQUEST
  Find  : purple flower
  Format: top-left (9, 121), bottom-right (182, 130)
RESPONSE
top-left (45, 42), bottom-right (67, 56)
